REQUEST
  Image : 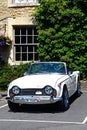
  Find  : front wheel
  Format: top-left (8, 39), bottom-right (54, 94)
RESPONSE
top-left (61, 88), bottom-right (70, 111)
top-left (8, 100), bottom-right (20, 112)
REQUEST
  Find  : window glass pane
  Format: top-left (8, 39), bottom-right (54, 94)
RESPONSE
top-left (15, 28), bottom-right (20, 35)
top-left (16, 53), bottom-right (20, 61)
top-left (14, 0), bottom-right (39, 3)
top-left (28, 28), bottom-right (32, 35)
top-left (28, 36), bottom-right (32, 43)
top-left (22, 46), bottom-right (27, 52)
top-left (28, 53), bottom-right (33, 60)
top-left (16, 46), bottom-right (21, 52)
top-left (28, 46), bottom-right (33, 52)
top-left (21, 36), bottom-right (26, 44)
top-left (34, 36), bottom-right (38, 43)
top-left (15, 36), bottom-right (20, 44)
top-left (28, 0), bottom-right (35, 2)
top-left (35, 53), bottom-right (38, 60)
top-left (22, 53), bottom-right (27, 61)
top-left (34, 28), bottom-right (38, 35)
top-left (21, 28), bottom-right (26, 35)
top-left (34, 45), bottom-right (37, 52)
top-left (14, 0), bottom-right (27, 3)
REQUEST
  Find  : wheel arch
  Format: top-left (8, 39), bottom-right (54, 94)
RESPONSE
top-left (59, 83), bottom-right (68, 97)
top-left (75, 71), bottom-right (80, 83)
top-left (76, 73), bottom-right (80, 88)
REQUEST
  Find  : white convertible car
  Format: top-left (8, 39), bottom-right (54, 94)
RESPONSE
top-left (6, 62), bottom-right (81, 111)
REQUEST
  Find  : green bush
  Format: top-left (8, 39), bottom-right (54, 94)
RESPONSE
top-left (0, 63), bottom-right (31, 90)
top-left (34, 0), bottom-right (87, 80)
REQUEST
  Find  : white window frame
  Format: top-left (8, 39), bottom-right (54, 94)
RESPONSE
top-left (8, 0), bottom-right (40, 7)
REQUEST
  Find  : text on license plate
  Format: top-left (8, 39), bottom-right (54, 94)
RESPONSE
top-left (26, 99), bottom-right (37, 103)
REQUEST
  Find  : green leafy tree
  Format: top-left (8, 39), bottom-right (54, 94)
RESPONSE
top-left (35, 0), bottom-right (87, 79)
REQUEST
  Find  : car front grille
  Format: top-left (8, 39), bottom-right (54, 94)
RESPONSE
top-left (19, 89), bottom-right (45, 96)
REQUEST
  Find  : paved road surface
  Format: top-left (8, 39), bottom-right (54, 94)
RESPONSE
top-left (0, 91), bottom-right (87, 130)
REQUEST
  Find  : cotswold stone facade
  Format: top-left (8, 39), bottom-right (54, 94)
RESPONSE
top-left (0, 0), bottom-right (39, 65)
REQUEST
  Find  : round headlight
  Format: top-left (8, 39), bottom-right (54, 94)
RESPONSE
top-left (44, 86), bottom-right (53, 95)
top-left (11, 86), bottom-right (20, 95)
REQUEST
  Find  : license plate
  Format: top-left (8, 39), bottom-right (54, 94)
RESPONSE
top-left (14, 96), bottom-right (38, 103)
top-left (27, 99), bottom-right (37, 103)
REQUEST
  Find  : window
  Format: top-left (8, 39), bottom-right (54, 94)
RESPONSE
top-left (13, 26), bottom-right (38, 62)
top-left (14, 0), bottom-right (38, 3)
top-left (8, 0), bottom-right (39, 7)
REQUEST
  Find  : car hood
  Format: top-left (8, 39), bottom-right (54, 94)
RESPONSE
top-left (10, 74), bottom-right (67, 89)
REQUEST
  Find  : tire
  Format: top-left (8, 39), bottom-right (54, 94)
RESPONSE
top-left (76, 80), bottom-right (81, 97)
top-left (8, 100), bottom-right (20, 112)
top-left (61, 88), bottom-right (69, 111)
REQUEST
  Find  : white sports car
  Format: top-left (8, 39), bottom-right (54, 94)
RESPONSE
top-left (6, 62), bottom-right (81, 111)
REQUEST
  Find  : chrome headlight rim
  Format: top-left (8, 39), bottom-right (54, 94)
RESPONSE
top-left (11, 86), bottom-right (21, 95)
top-left (44, 85), bottom-right (53, 95)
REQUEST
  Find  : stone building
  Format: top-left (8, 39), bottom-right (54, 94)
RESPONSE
top-left (0, 0), bottom-right (39, 65)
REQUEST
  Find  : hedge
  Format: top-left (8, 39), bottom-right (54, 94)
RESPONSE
top-left (0, 63), bottom-right (31, 90)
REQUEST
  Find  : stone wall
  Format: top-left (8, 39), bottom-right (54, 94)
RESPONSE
top-left (0, 0), bottom-right (36, 18)
top-left (0, 0), bottom-right (38, 65)
top-left (0, 0), bottom-right (36, 34)
top-left (0, 0), bottom-right (7, 34)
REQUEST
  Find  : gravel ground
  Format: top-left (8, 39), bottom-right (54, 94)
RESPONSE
top-left (0, 80), bottom-right (87, 99)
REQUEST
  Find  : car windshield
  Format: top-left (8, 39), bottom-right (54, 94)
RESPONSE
top-left (28, 62), bottom-right (66, 75)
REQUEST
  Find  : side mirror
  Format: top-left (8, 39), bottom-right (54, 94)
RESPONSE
top-left (67, 69), bottom-right (73, 75)
top-left (24, 71), bottom-right (28, 76)
top-left (68, 70), bottom-right (73, 75)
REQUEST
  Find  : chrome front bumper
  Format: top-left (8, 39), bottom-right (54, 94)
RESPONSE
top-left (6, 95), bottom-right (62, 105)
